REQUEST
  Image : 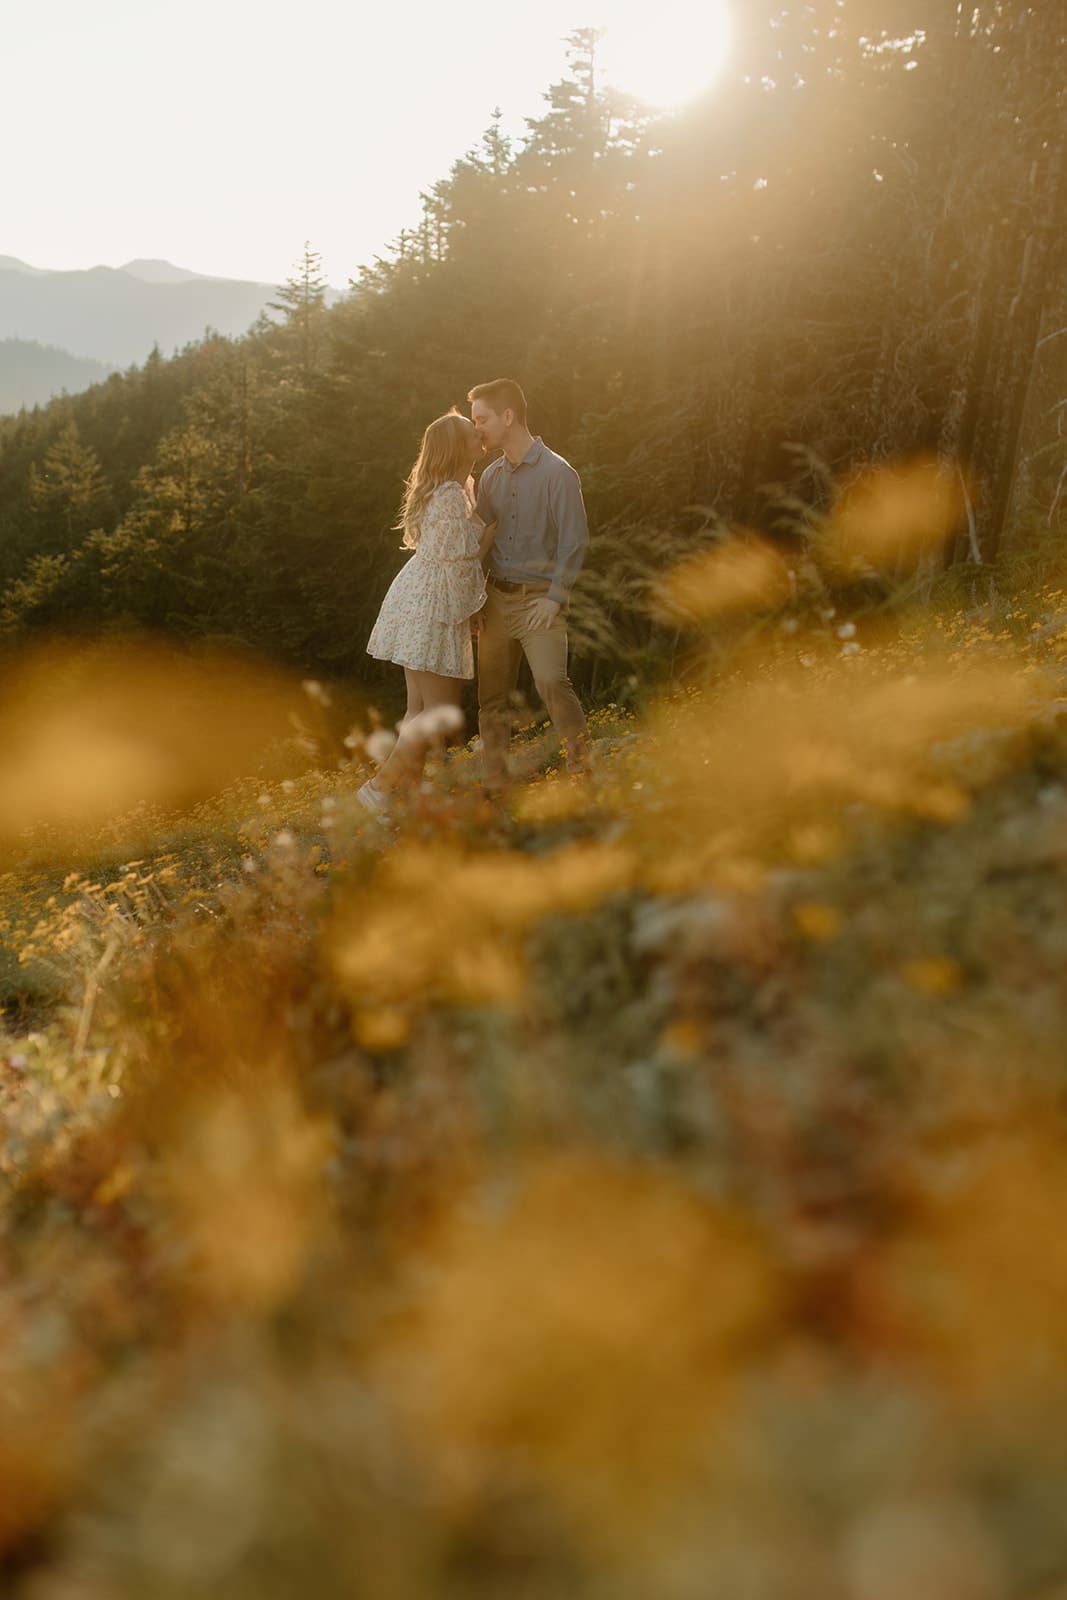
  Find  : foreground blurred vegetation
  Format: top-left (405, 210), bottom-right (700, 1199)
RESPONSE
top-left (2, 580), bottom-right (1067, 1595)
top-left (0, 2), bottom-right (1064, 698)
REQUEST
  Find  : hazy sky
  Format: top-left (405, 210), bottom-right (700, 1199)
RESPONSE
top-left (3, 0), bottom-right (730, 288)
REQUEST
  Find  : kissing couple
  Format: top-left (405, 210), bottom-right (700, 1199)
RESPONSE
top-left (357, 378), bottom-right (591, 813)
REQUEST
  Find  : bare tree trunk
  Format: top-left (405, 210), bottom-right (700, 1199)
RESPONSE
top-left (988, 125), bottom-right (1067, 556)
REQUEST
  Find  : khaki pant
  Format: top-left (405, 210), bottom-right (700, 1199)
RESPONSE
top-left (477, 581), bottom-right (590, 790)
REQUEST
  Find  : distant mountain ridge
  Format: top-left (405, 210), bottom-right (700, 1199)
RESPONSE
top-left (0, 255), bottom-right (52, 277)
top-left (0, 255), bottom-right (223, 283)
top-left (119, 259), bottom-right (209, 284)
top-left (0, 257), bottom-right (285, 369)
top-left (0, 255), bottom-right (342, 413)
top-left (0, 339), bottom-right (112, 414)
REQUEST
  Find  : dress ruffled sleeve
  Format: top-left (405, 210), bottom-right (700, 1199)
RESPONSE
top-left (417, 483), bottom-right (488, 624)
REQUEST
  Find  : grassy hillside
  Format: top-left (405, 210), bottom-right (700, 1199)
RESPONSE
top-left (3, 580), bottom-right (1067, 1595)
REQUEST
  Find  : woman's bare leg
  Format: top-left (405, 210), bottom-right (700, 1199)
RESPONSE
top-left (371, 670), bottom-right (464, 795)
top-left (400, 669), bottom-right (425, 727)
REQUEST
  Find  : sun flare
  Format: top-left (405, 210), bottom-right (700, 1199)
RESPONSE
top-left (595, 0), bottom-right (732, 108)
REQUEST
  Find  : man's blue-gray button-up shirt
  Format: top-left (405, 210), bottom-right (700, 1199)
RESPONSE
top-left (474, 437), bottom-right (589, 607)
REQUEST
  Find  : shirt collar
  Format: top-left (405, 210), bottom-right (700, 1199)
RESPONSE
top-left (508, 436), bottom-right (545, 470)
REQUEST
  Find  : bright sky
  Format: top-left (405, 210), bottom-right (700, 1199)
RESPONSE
top-left (2, 0), bottom-right (730, 287)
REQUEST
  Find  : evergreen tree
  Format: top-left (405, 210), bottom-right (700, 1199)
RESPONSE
top-left (266, 242), bottom-right (329, 380)
top-left (28, 423), bottom-right (107, 549)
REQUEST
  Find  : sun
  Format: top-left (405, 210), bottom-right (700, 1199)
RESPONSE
top-left (594, 0), bottom-right (733, 109)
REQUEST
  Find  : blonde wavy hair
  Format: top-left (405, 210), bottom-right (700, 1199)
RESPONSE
top-left (397, 409), bottom-right (476, 548)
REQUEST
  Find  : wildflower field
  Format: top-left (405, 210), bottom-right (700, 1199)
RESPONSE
top-left (5, 579), bottom-right (1067, 1598)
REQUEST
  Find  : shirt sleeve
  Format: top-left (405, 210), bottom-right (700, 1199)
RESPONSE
top-left (547, 464), bottom-right (589, 606)
top-left (475, 464), bottom-right (496, 526)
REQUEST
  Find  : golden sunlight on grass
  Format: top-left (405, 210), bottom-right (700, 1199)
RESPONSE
top-left (652, 532), bottom-right (794, 624)
top-left (637, 656), bottom-right (1039, 888)
top-left (380, 1154), bottom-right (779, 1540)
top-left (329, 842), bottom-right (636, 1018)
top-left (159, 1082), bottom-right (335, 1314)
top-left (3, 586), bottom-right (1067, 1593)
top-left (878, 1134), bottom-right (1067, 1401)
top-left (0, 640), bottom-right (306, 860)
top-left (0, 1383), bottom-right (73, 1558)
top-left (824, 454), bottom-right (969, 571)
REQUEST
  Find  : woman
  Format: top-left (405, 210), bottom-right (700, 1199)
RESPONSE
top-left (358, 410), bottom-right (495, 812)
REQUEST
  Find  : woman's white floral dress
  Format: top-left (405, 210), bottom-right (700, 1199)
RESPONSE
top-left (366, 481), bottom-right (487, 679)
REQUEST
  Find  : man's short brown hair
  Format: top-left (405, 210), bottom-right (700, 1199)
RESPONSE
top-left (467, 378), bottom-right (528, 427)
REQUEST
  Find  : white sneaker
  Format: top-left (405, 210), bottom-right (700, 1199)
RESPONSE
top-left (356, 779), bottom-right (390, 816)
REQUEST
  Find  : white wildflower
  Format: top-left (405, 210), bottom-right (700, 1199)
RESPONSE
top-left (301, 679), bottom-right (332, 707)
top-left (408, 704), bottom-right (464, 740)
top-left (366, 729), bottom-right (398, 764)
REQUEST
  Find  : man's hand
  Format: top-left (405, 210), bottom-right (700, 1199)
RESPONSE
top-left (471, 608), bottom-right (486, 636)
top-left (527, 596), bottom-right (561, 631)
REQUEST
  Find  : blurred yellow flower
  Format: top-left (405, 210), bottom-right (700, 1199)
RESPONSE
top-left (653, 533), bottom-right (793, 625)
top-left (792, 902), bottom-right (842, 941)
top-left (900, 957), bottom-right (963, 997)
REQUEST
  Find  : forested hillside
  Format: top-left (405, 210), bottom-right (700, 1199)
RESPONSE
top-left (0, 340), bottom-right (112, 414)
top-left (0, 2), bottom-right (1063, 692)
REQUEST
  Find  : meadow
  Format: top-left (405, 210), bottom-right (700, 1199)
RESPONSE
top-left (4, 554), bottom-right (1067, 1598)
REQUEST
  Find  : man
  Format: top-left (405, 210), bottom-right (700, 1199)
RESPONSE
top-left (469, 377), bottom-right (591, 792)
